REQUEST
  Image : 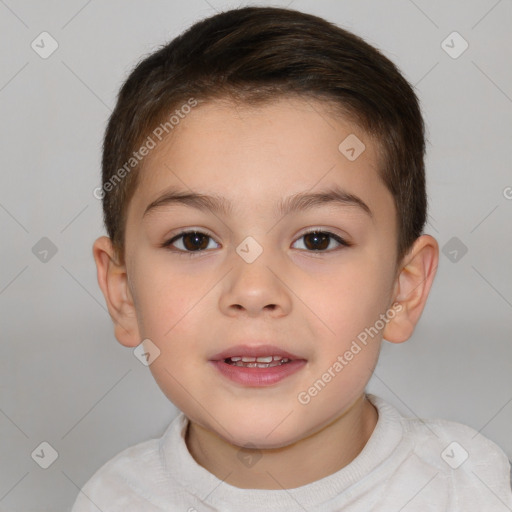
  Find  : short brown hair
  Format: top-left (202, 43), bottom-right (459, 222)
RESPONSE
top-left (100, 6), bottom-right (427, 267)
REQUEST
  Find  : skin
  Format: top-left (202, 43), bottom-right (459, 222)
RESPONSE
top-left (93, 96), bottom-right (439, 490)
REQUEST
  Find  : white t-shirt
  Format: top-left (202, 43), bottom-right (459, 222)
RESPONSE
top-left (71, 394), bottom-right (512, 511)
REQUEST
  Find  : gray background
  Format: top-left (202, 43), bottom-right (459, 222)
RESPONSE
top-left (0, 0), bottom-right (511, 510)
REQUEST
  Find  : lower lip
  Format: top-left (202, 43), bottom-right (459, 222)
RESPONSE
top-left (210, 359), bottom-right (307, 386)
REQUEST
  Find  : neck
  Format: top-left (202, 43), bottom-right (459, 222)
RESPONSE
top-left (185, 394), bottom-right (378, 490)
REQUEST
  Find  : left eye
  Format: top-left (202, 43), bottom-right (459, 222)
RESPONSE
top-left (292, 231), bottom-right (349, 251)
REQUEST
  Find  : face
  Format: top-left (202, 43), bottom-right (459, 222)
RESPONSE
top-left (123, 96), bottom-right (399, 449)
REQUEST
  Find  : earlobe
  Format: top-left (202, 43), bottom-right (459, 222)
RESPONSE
top-left (382, 234), bottom-right (439, 344)
top-left (92, 236), bottom-right (141, 347)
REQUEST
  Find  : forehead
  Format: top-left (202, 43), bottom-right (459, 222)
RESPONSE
top-left (129, 97), bottom-right (394, 225)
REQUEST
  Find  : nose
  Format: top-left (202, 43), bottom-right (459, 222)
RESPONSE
top-left (218, 245), bottom-right (292, 318)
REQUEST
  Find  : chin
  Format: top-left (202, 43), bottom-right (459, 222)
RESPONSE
top-left (217, 414), bottom-right (307, 450)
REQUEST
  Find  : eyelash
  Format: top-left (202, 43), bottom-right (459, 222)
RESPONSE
top-left (161, 229), bottom-right (352, 256)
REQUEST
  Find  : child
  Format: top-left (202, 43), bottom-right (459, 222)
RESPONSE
top-left (72, 6), bottom-right (512, 511)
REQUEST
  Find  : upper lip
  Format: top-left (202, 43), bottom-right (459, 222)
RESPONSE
top-left (210, 344), bottom-right (305, 361)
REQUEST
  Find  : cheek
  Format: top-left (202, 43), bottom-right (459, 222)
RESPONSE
top-left (133, 266), bottom-right (206, 405)
top-left (301, 260), bottom-right (391, 394)
top-left (129, 259), bottom-right (212, 383)
top-left (308, 262), bottom-right (390, 339)
top-left (131, 254), bottom-right (206, 338)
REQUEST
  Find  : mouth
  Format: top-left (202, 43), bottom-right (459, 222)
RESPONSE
top-left (209, 344), bottom-right (307, 386)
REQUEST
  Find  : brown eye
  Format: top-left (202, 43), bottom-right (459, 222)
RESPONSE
top-left (181, 232), bottom-right (210, 251)
top-left (292, 230), bottom-right (349, 252)
top-left (164, 231), bottom-right (218, 253)
top-left (303, 231), bottom-right (330, 250)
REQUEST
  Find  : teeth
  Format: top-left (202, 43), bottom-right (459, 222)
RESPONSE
top-left (233, 355), bottom-right (287, 362)
top-left (226, 356), bottom-right (291, 367)
top-left (256, 356), bottom-right (273, 363)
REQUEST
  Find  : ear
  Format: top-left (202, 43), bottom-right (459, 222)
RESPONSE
top-left (383, 234), bottom-right (439, 344)
top-left (92, 236), bottom-right (141, 347)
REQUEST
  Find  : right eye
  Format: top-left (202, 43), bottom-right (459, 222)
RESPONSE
top-left (162, 230), bottom-right (220, 254)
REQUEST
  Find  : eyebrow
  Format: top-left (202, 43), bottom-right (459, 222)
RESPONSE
top-left (143, 185), bottom-right (373, 219)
